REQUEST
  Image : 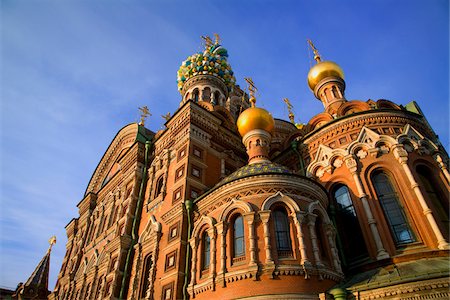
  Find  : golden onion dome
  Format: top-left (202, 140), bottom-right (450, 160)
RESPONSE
top-left (307, 61), bottom-right (344, 91)
top-left (237, 107), bottom-right (275, 137)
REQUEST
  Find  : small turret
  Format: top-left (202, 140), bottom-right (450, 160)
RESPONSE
top-left (236, 78), bottom-right (275, 164)
top-left (307, 40), bottom-right (347, 114)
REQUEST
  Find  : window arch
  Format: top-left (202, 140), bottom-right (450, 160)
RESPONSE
top-left (273, 207), bottom-right (292, 257)
top-left (330, 184), bottom-right (368, 266)
top-left (201, 231), bottom-right (210, 270)
top-left (416, 165), bottom-right (449, 238)
top-left (232, 215), bottom-right (245, 259)
top-left (372, 171), bottom-right (415, 245)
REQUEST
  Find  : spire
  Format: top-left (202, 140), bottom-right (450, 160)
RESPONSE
top-left (14, 237), bottom-right (56, 300)
top-left (283, 98), bottom-right (295, 123)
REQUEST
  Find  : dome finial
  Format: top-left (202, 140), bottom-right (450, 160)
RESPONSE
top-left (201, 35), bottom-right (213, 49)
top-left (214, 33), bottom-right (221, 45)
top-left (307, 39), bottom-right (322, 63)
top-left (244, 77), bottom-right (257, 107)
top-left (283, 98), bottom-right (295, 123)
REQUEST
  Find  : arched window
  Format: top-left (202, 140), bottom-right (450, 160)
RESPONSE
top-left (416, 165), bottom-right (449, 238)
top-left (202, 231), bottom-right (210, 270)
top-left (202, 87), bottom-right (211, 102)
top-left (273, 208), bottom-right (292, 257)
top-left (214, 91), bottom-right (221, 105)
top-left (372, 171), bottom-right (415, 245)
top-left (314, 214), bottom-right (328, 261)
top-left (192, 89), bottom-right (199, 102)
top-left (155, 176), bottom-right (164, 197)
top-left (233, 215), bottom-right (245, 259)
top-left (140, 254), bottom-right (152, 298)
top-left (331, 185), bottom-right (368, 266)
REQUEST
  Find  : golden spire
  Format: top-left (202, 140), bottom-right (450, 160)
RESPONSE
top-left (214, 33), bottom-right (221, 45)
top-left (138, 106), bottom-right (151, 126)
top-left (244, 77), bottom-right (257, 107)
top-left (307, 39), bottom-right (322, 63)
top-left (283, 98), bottom-right (295, 123)
top-left (48, 235), bottom-right (56, 252)
top-left (201, 35), bottom-right (213, 49)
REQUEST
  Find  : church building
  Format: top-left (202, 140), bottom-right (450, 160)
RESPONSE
top-left (41, 36), bottom-right (449, 300)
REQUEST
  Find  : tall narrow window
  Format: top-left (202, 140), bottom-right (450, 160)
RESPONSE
top-left (417, 165), bottom-right (449, 238)
top-left (372, 172), bottom-right (415, 245)
top-left (140, 254), bottom-right (152, 298)
top-left (233, 215), bottom-right (245, 258)
top-left (202, 232), bottom-right (210, 270)
top-left (273, 208), bottom-right (292, 257)
top-left (331, 185), bottom-right (368, 265)
top-left (192, 89), bottom-right (199, 102)
top-left (314, 215), bottom-right (328, 260)
top-left (155, 176), bottom-right (164, 197)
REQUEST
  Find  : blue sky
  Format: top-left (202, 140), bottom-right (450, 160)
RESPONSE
top-left (1, 0), bottom-right (448, 290)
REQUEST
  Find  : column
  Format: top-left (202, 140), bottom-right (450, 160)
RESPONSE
top-left (307, 214), bottom-right (323, 267)
top-left (207, 228), bottom-right (217, 280)
top-left (189, 238), bottom-right (198, 286)
top-left (434, 154), bottom-right (450, 184)
top-left (291, 212), bottom-right (310, 265)
top-left (344, 155), bottom-right (390, 260)
top-left (216, 222), bottom-right (227, 286)
top-left (393, 145), bottom-right (449, 249)
top-left (325, 225), bottom-right (342, 273)
top-left (259, 211), bottom-right (274, 264)
top-left (244, 212), bottom-right (257, 265)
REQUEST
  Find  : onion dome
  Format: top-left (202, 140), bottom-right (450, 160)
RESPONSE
top-left (236, 106), bottom-right (275, 137)
top-left (219, 161), bottom-right (292, 186)
top-left (307, 61), bottom-right (344, 91)
top-left (177, 43), bottom-right (236, 93)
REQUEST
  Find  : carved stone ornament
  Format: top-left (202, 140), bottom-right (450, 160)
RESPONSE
top-left (345, 157), bottom-right (357, 169)
top-left (333, 158), bottom-right (343, 168)
top-left (356, 149), bottom-right (368, 159)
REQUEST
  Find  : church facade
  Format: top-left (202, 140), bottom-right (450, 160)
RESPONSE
top-left (48, 37), bottom-right (449, 300)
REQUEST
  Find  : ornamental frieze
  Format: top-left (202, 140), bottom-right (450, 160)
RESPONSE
top-left (302, 112), bottom-right (434, 157)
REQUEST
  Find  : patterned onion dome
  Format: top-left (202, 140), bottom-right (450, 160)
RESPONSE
top-left (307, 61), bottom-right (344, 91)
top-left (177, 43), bottom-right (236, 93)
top-left (236, 107), bottom-right (275, 137)
top-left (218, 162), bottom-right (292, 186)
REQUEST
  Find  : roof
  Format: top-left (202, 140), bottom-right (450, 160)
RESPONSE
top-left (341, 256), bottom-right (449, 292)
top-left (219, 161), bottom-right (292, 186)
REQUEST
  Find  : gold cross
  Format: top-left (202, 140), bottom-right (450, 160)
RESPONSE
top-left (139, 106), bottom-right (151, 126)
top-left (161, 112), bottom-right (171, 121)
top-left (214, 33), bottom-right (221, 45)
top-left (283, 98), bottom-right (295, 123)
top-left (201, 35), bottom-right (213, 49)
top-left (244, 77), bottom-right (257, 107)
top-left (307, 39), bottom-right (322, 63)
